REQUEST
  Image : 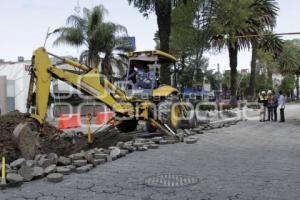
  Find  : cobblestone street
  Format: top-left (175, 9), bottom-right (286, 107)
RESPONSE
top-left (2, 105), bottom-right (300, 200)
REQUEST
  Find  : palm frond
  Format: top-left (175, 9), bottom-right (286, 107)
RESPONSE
top-left (53, 27), bottom-right (84, 47)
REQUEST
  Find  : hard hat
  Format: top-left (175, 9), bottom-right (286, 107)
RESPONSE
top-left (267, 90), bottom-right (272, 94)
top-left (261, 91), bottom-right (266, 94)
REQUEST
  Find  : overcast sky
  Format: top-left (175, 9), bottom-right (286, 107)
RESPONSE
top-left (1, 0), bottom-right (300, 72)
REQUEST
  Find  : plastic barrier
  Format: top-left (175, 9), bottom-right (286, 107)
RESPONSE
top-left (57, 114), bottom-right (81, 129)
top-left (96, 112), bottom-right (114, 125)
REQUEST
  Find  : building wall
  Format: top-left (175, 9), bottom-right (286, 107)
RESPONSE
top-left (0, 62), bottom-right (31, 113)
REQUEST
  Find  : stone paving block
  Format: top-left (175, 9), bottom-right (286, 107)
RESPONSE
top-left (44, 165), bottom-right (57, 174)
top-left (32, 167), bottom-right (44, 178)
top-left (76, 165), bottom-right (91, 173)
top-left (120, 149), bottom-right (128, 157)
top-left (56, 167), bottom-right (71, 175)
top-left (48, 153), bottom-right (58, 165)
top-left (7, 173), bottom-right (23, 184)
top-left (148, 144), bottom-right (159, 149)
top-left (110, 147), bottom-right (121, 158)
top-left (10, 158), bottom-right (25, 169)
top-left (159, 140), bottom-right (168, 145)
top-left (38, 158), bottom-right (52, 169)
top-left (93, 159), bottom-right (106, 166)
top-left (73, 160), bottom-right (87, 167)
top-left (137, 146), bottom-right (148, 151)
top-left (69, 152), bottom-right (85, 160)
top-left (47, 173), bottom-right (64, 183)
top-left (185, 137), bottom-right (198, 144)
top-left (94, 153), bottom-right (108, 160)
top-left (65, 165), bottom-right (76, 172)
top-left (25, 160), bottom-right (36, 168)
top-left (58, 156), bottom-right (71, 166)
top-left (18, 165), bottom-right (33, 181)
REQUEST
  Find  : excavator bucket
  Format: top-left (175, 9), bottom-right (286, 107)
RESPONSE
top-left (12, 121), bottom-right (40, 159)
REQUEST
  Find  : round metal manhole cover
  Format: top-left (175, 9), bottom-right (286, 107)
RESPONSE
top-left (144, 174), bottom-right (199, 188)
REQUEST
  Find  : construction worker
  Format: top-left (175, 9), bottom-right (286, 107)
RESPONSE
top-left (258, 91), bottom-right (268, 122)
top-left (267, 90), bottom-right (274, 121)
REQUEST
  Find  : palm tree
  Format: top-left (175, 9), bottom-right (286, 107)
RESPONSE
top-left (53, 5), bottom-right (128, 78)
top-left (248, 0), bottom-right (280, 99)
top-left (210, 0), bottom-right (281, 105)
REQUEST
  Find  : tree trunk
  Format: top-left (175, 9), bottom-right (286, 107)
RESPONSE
top-left (228, 43), bottom-right (238, 106)
top-left (297, 74), bottom-right (299, 99)
top-left (248, 41), bottom-right (257, 100)
top-left (101, 54), bottom-right (112, 81)
top-left (155, 0), bottom-right (171, 85)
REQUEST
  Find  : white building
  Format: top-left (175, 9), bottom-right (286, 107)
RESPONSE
top-left (0, 55), bottom-right (127, 115)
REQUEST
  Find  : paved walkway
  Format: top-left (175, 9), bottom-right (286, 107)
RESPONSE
top-left (2, 105), bottom-right (300, 200)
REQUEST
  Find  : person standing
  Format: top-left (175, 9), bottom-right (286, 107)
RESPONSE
top-left (267, 90), bottom-right (274, 121)
top-left (258, 91), bottom-right (268, 122)
top-left (278, 91), bottom-right (286, 122)
top-left (273, 92), bottom-right (279, 121)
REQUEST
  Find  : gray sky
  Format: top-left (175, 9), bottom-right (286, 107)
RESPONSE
top-left (1, 0), bottom-right (300, 71)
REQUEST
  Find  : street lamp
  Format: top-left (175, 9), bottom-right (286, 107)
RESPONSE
top-left (43, 28), bottom-right (61, 47)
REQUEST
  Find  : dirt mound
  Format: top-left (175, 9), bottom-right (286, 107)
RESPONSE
top-left (0, 111), bottom-right (135, 162)
top-left (0, 111), bottom-right (63, 162)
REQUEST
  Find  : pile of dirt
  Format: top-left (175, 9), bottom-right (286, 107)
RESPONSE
top-left (0, 111), bottom-right (63, 162)
top-left (0, 110), bottom-right (135, 162)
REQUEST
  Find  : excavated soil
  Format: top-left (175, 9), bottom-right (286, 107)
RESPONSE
top-left (0, 111), bottom-right (134, 162)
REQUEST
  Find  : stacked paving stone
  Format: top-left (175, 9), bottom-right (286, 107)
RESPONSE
top-left (0, 118), bottom-right (241, 189)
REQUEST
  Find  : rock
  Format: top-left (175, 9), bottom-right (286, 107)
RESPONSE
top-left (133, 142), bottom-right (144, 148)
top-left (18, 165), bottom-right (33, 181)
top-left (7, 173), bottom-right (23, 184)
top-left (184, 129), bottom-right (192, 135)
top-left (102, 149), bottom-right (111, 154)
top-left (69, 152), bottom-right (85, 160)
top-left (148, 144), bottom-right (159, 149)
top-left (94, 153), bottom-right (108, 160)
top-left (58, 156), bottom-right (71, 166)
top-left (48, 153), bottom-right (58, 165)
top-left (120, 150), bottom-right (128, 157)
top-left (25, 160), bottom-right (36, 168)
top-left (110, 148), bottom-right (121, 157)
top-left (56, 167), bottom-right (71, 175)
top-left (137, 146), bottom-right (148, 151)
top-left (47, 173), bottom-right (64, 183)
top-left (38, 158), bottom-right (52, 169)
top-left (10, 158), bottom-right (25, 169)
top-left (73, 160), bottom-right (87, 167)
top-left (122, 144), bottom-right (135, 152)
top-left (65, 165), bottom-right (76, 172)
top-left (76, 165), bottom-right (93, 173)
top-left (44, 165), bottom-right (57, 174)
top-left (152, 137), bottom-right (164, 143)
top-left (166, 139), bottom-right (176, 144)
top-left (32, 167), bottom-right (44, 178)
top-left (93, 159), bottom-right (105, 165)
top-left (159, 140), bottom-right (168, 145)
top-left (185, 137), bottom-right (198, 144)
top-left (34, 154), bottom-right (42, 161)
top-left (84, 153), bottom-right (94, 164)
top-left (116, 141), bottom-right (124, 148)
top-left (106, 155), bottom-right (113, 162)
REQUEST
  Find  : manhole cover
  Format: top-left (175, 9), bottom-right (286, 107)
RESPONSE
top-left (144, 174), bottom-right (199, 188)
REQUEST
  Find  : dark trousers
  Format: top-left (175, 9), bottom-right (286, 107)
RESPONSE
top-left (267, 107), bottom-right (273, 121)
top-left (280, 108), bottom-right (285, 122)
top-left (273, 106), bottom-right (278, 121)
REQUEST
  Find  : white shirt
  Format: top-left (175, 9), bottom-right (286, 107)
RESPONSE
top-left (278, 95), bottom-right (286, 109)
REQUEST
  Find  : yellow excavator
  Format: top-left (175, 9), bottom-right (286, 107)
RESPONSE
top-left (13, 47), bottom-right (193, 159)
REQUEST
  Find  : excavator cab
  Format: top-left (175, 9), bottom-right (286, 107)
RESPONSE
top-left (120, 50), bottom-right (177, 98)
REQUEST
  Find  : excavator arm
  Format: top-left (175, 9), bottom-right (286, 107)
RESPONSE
top-left (28, 47), bottom-right (133, 124)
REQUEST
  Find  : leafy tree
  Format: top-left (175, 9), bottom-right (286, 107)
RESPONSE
top-left (54, 5), bottom-right (128, 79)
top-left (278, 39), bottom-right (300, 98)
